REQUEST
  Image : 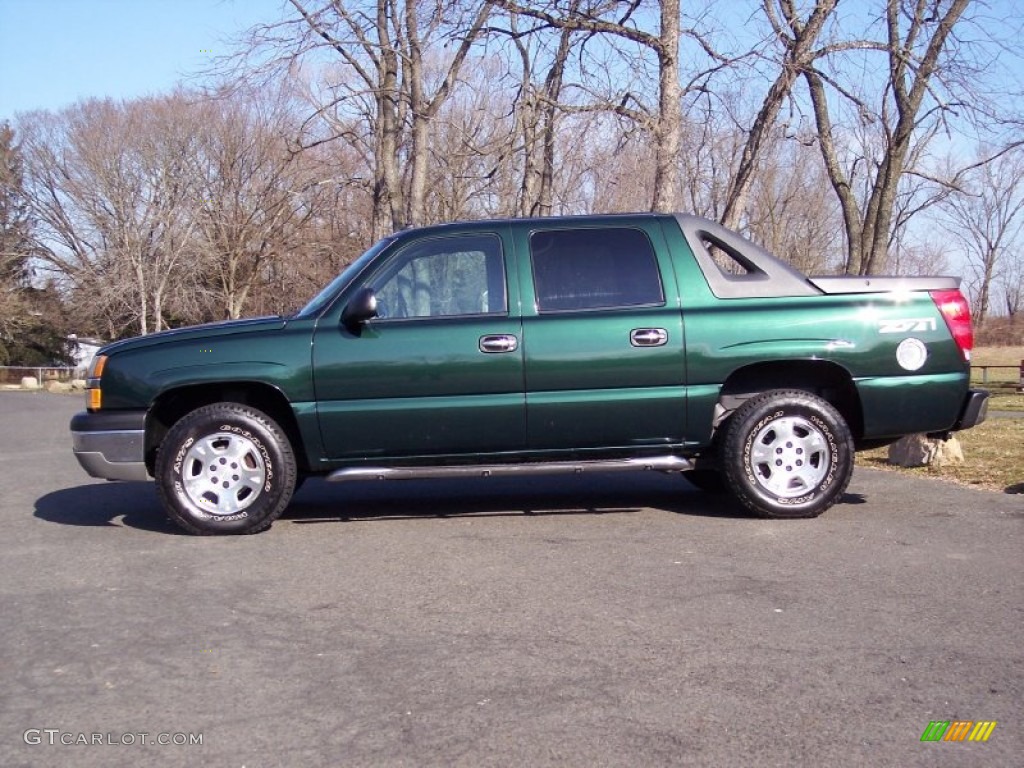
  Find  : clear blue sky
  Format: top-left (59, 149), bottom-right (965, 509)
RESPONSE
top-left (0, 0), bottom-right (286, 121)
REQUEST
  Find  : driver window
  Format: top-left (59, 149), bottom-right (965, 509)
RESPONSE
top-left (372, 234), bottom-right (506, 319)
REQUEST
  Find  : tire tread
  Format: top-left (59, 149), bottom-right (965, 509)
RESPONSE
top-left (721, 389), bottom-right (854, 519)
top-left (154, 402), bottom-right (296, 535)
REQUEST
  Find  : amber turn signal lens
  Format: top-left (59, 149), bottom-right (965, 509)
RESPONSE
top-left (91, 355), bottom-right (107, 378)
top-left (88, 388), bottom-right (102, 410)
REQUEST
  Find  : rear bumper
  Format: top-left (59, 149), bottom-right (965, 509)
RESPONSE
top-left (951, 388), bottom-right (989, 431)
top-left (70, 410), bottom-right (149, 481)
top-left (856, 373), bottom-right (967, 438)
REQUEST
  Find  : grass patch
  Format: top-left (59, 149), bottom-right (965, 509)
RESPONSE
top-left (857, 416), bottom-right (1024, 493)
top-left (972, 345), bottom-right (1023, 389)
top-left (990, 393), bottom-right (1024, 411)
top-left (973, 346), bottom-right (1024, 366)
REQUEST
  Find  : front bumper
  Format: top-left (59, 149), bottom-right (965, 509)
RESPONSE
top-left (951, 388), bottom-right (989, 431)
top-left (70, 410), bottom-right (150, 481)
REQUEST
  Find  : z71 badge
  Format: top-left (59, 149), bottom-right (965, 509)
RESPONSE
top-left (878, 317), bottom-right (937, 334)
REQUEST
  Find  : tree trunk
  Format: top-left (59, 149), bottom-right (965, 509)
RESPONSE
top-left (651, 0), bottom-right (680, 213)
top-left (804, 0), bottom-right (969, 275)
top-left (377, 0), bottom-right (404, 233)
top-left (721, 0), bottom-right (838, 231)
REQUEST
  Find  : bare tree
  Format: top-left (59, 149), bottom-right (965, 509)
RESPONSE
top-left (422, 64), bottom-right (516, 220)
top-left (495, 0), bottom-right (711, 212)
top-left (236, 1), bottom-right (490, 236)
top-left (19, 96), bottom-right (203, 336)
top-left (486, 4), bottom-right (579, 217)
top-left (190, 87), bottom-right (316, 319)
top-left (804, 0), bottom-right (973, 274)
top-left (999, 255), bottom-right (1023, 323)
top-left (402, 2), bottom-right (492, 225)
top-left (745, 130), bottom-right (843, 274)
top-left (940, 149), bottom-right (1024, 322)
top-left (720, 0), bottom-right (842, 231)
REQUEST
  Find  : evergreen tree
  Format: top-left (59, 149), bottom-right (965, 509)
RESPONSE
top-left (0, 122), bottom-right (71, 366)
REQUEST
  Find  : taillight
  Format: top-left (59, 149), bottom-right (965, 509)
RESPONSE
top-left (930, 290), bottom-right (973, 362)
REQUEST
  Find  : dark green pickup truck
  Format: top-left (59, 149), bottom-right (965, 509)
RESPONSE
top-left (71, 213), bottom-right (988, 534)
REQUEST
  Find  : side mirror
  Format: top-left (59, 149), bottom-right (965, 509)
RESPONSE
top-left (341, 287), bottom-right (379, 331)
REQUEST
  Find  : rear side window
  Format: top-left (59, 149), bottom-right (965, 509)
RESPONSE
top-left (530, 228), bottom-right (664, 312)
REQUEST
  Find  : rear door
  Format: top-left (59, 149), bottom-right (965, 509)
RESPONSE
top-left (312, 229), bottom-right (525, 459)
top-left (514, 221), bottom-right (686, 451)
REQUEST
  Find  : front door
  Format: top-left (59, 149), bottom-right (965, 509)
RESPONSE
top-left (313, 230), bottom-right (524, 460)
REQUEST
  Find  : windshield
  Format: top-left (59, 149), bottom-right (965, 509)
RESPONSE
top-left (294, 236), bottom-right (397, 319)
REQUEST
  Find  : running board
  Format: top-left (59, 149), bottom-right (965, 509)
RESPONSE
top-left (326, 456), bottom-right (693, 483)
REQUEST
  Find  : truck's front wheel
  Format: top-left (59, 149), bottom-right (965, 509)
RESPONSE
top-left (155, 403), bottom-right (297, 535)
top-left (722, 390), bottom-right (853, 519)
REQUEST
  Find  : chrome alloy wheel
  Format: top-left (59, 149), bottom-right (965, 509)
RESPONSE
top-left (180, 432), bottom-right (267, 516)
top-left (748, 415), bottom-right (830, 498)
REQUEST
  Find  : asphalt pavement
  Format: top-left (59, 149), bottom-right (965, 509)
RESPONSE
top-left (1, 390), bottom-right (1021, 767)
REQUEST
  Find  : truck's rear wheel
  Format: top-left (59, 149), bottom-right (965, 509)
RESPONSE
top-left (155, 403), bottom-right (296, 535)
top-left (722, 390), bottom-right (853, 519)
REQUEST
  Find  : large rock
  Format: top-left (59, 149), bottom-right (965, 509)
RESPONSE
top-left (20, 376), bottom-right (39, 390)
top-left (933, 437), bottom-right (965, 467)
top-left (888, 434), bottom-right (964, 468)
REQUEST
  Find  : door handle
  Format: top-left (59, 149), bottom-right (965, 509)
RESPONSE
top-left (630, 328), bottom-right (668, 347)
top-left (479, 334), bottom-right (519, 353)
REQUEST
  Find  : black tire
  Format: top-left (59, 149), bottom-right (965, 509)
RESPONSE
top-left (721, 389), bottom-right (853, 519)
top-left (682, 469), bottom-right (728, 494)
top-left (155, 403), bottom-right (297, 535)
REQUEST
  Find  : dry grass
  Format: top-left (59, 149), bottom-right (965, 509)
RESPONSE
top-left (857, 416), bottom-right (1024, 494)
top-left (972, 346), bottom-right (1022, 391)
top-left (990, 393), bottom-right (1024, 411)
top-left (973, 346), bottom-right (1024, 366)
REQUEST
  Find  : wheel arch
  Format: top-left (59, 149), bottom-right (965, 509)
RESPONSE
top-left (713, 360), bottom-right (864, 440)
top-left (145, 382), bottom-right (308, 474)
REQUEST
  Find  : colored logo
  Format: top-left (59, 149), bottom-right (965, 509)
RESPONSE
top-left (920, 720), bottom-right (997, 742)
